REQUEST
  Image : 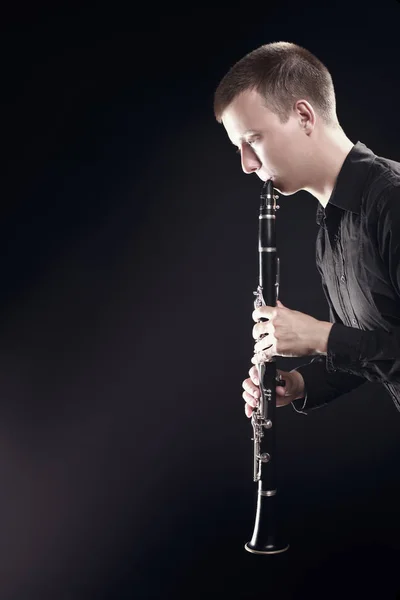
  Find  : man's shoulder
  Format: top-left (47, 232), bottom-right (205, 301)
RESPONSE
top-left (364, 151), bottom-right (400, 208)
top-left (372, 149), bottom-right (400, 186)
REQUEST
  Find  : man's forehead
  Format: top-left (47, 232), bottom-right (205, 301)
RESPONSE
top-left (223, 123), bottom-right (260, 147)
top-left (222, 108), bottom-right (264, 144)
top-left (221, 91), bottom-right (268, 142)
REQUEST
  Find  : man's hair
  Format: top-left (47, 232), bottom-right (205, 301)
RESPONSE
top-left (213, 41), bottom-right (339, 127)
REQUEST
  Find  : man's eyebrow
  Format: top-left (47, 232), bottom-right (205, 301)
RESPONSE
top-left (233, 130), bottom-right (260, 144)
top-left (242, 129), bottom-right (259, 137)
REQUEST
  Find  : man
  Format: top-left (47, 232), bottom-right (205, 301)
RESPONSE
top-left (213, 41), bottom-right (400, 416)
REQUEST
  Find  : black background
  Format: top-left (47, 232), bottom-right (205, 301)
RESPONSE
top-left (2, 1), bottom-right (400, 598)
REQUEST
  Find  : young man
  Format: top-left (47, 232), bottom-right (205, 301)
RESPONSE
top-left (213, 41), bottom-right (400, 416)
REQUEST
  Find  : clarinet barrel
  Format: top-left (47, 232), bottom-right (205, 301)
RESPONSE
top-left (244, 178), bottom-right (289, 555)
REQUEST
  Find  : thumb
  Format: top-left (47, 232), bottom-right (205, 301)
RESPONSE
top-left (277, 370), bottom-right (293, 396)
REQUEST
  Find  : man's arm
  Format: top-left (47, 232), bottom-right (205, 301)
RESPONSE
top-left (290, 304), bottom-right (366, 414)
top-left (290, 354), bottom-right (367, 415)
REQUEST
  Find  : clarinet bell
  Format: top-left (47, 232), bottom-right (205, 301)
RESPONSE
top-left (245, 492), bottom-right (290, 555)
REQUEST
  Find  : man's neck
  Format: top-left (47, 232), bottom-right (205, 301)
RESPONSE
top-left (304, 130), bottom-right (354, 208)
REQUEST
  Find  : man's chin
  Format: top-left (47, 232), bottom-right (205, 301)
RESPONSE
top-left (275, 187), bottom-right (291, 195)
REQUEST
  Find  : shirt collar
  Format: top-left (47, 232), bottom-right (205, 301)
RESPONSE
top-left (316, 141), bottom-right (377, 225)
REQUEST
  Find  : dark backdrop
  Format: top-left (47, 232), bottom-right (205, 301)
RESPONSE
top-left (2, 2), bottom-right (400, 599)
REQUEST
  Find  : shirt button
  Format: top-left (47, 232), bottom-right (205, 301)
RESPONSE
top-left (340, 275), bottom-right (346, 283)
top-left (352, 318), bottom-right (357, 325)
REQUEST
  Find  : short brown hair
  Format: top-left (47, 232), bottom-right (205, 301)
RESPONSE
top-left (213, 41), bottom-right (339, 127)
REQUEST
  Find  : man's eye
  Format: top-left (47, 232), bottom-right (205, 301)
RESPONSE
top-left (235, 138), bottom-right (258, 154)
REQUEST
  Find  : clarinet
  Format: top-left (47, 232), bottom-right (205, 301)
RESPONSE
top-left (244, 178), bottom-right (290, 555)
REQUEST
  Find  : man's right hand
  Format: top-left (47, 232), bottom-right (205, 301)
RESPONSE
top-left (242, 365), bottom-right (305, 418)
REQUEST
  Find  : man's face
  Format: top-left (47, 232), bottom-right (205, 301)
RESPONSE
top-left (221, 89), bottom-right (312, 195)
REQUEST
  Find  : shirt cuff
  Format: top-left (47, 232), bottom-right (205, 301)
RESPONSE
top-left (326, 322), bottom-right (365, 373)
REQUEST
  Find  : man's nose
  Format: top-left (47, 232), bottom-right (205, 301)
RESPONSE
top-left (241, 146), bottom-right (261, 174)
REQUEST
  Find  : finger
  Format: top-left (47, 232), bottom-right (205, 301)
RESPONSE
top-left (242, 390), bottom-right (259, 408)
top-left (249, 365), bottom-right (259, 385)
top-left (251, 351), bottom-right (271, 364)
top-left (252, 321), bottom-right (271, 340)
top-left (243, 379), bottom-right (260, 398)
top-left (251, 354), bottom-right (262, 365)
top-left (252, 306), bottom-right (276, 322)
top-left (245, 403), bottom-right (253, 418)
top-left (254, 334), bottom-right (276, 354)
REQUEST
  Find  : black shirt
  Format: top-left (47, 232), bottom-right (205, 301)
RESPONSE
top-left (291, 141), bottom-right (400, 414)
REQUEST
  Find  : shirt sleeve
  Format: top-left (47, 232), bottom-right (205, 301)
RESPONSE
top-left (291, 309), bottom-right (367, 415)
